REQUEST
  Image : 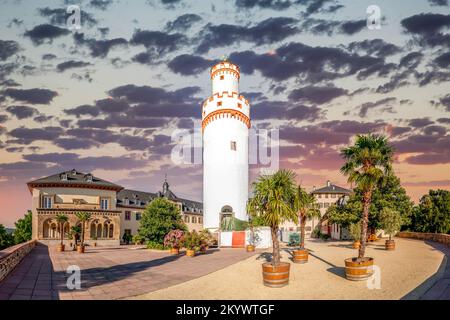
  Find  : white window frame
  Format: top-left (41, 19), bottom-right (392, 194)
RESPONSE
top-left (43, 196), bottom-right (53, 209)
top-left (100, 198), bottom-right (109, 210)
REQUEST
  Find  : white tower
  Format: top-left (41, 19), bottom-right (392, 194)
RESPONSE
top-left (202, 60), bottom-right (250, 230)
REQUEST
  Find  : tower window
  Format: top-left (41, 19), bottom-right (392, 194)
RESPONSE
top-left (237, 103), bottom-right (242, 109)
top-left (220, 75), bottom-right (224, 80)
top-left (230, 141), bottom-right (237, 151)
top-left (217, 101), bottom-right (222, 107)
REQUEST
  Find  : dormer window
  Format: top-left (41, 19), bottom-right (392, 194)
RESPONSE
top-left (60, 173), bottom-right (68, 181)
top-left (85, 174), bottom-right (93, 182)
top-left (71, 169), bottom-right (77, 175)
top-left (124, 198), bottom-right (129, 205)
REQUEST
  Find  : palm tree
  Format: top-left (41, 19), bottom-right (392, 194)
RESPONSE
top-left (70, 225), bottom-right (81, 250)
top-left (340, 134), bottom-right (394, 260)
top-left (55, 214), bottom-right (68, 247)
top-left (293, 186), bottom-right (321, 250)
top-left (75, 212), bottom-right (91, 248)
top-left (248, 169), bottom-right (297, 266)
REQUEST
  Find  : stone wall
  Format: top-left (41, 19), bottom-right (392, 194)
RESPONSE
top-left (0, 240), bottom-right (36, 282)
top-left (397, 231), bottom-right (450, 246)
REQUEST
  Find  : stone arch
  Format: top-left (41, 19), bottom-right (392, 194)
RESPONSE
top-left (221, 205), bottom-right (233, 213)
top-left (43, 218), bottom-right (59, 239)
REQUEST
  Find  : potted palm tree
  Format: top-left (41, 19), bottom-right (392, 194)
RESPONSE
top-left (349, 222), bottom-right (361, 249)
top-left (55, 213), bottom-right (68, 252)
top-left (164, 229), bottom-right (184, 254)
top-left (248, 169), bottom-right (297, 287)
top-left (70, 226), bottom-right (81, 251)
top-left (379, 207), bottom-right (402, 251)
top-left (340, 134), bottom-right (393, 280)
top-left (75, 212), bottom-right (91, 253)
top-left (292, 186), bottom-right (320, 264)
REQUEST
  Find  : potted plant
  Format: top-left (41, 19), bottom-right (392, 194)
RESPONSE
top-left (349, 222), bottom-right (361, 249)
top-left (132, 234), bottom-right (145, 245)
top-left (75, 212), bottom-right (91, 253)
top-left (199, 229), bottom-right (213, 253)
top-left (184, 230), bottom-right (200, 257)
top-left (292, 186), bottom-right (321, 264)
top-left (379, 207), bottom-right (402, 251)
top-left (55, 213), bottom-right (68, 252)
top-left (122, 232), bottom-right (132, 245)
top-left (340, 134), bottom-right (393, 280)
top-left (248, 169), bottom-right (297, 287)
top-left (92, 236), bottom-right (97, 247)
top-left (70, 226), bottom-right (81, 251)
top-left (164, 229), bottom-right (184, 254)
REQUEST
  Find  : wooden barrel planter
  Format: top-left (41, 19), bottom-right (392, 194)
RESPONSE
top-left (292, 249), bottom-right (308, 264)
top-left (170, 248), bottom-right (180, 255)
top-left (246, 245), bottom-right (255, 252)
top-left (352, 241), bottom-right (360, 249)
top-left (186, 249), bottom-right (196, 257)
top-left (76, 245), bottom-right (85, 254)
top-left (385, 240), bottom-right (395, 251)
top-left (56, 244), bottom-right (65, 252)
top-left (344, 257), bottom-right (374, 281)
top-left (262, 262), bottom-right (290, 288)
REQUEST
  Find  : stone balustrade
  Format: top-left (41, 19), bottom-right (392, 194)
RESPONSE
top-left (397, 231), bottom-right (450, 246)
top-left (0, 240), bottom-right (36, 282)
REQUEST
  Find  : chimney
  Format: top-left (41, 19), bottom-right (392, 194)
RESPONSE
top-left (312, 185), bottom-right (316, 191)
top-left (327, 180), bottom-right (331, 187)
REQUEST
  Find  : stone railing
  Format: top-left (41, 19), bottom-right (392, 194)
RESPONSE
top-left (397, 232), bottom-right (450, 246)
top-left (0, 240), bottom-right (36, 282)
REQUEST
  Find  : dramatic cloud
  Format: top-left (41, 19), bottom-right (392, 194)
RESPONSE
top-left (401, 13), bottom-right (450, 35)
top-left (64, 104), bottom-right (100, 117)
top-left (5, 105), bottom-right (39, 119)
top-left (8, 127), bottom-right (64, 144)
top-left (74, 33), bottom-right (128, 58)
top-left (165, 14), bottom-right (202, 31)
top-left (89, 0), bottom-right (114, 10)
top-left (196, 17), bottom-right (299, 53)
top-left (3, 88), bottom-right (58, 104)
top-left (56, 60), bottom-right (91, 72)
top-left (38, 7), bottom-right (97, 27)
top-left (130, 29), bottom-right (186, 54)
top-left (433, 94), bottom-right (450, 111)
top-left (251, 100), bottom-right (323, 121)
top-left (24, 24), bottom-right (70, 45)
top-left (168, 54), bottom-right (217, 75)
top-left (235, 0), bottom-right (292, 10)
top-left (435, 52), bottom-right (450, 68)
top-left (356, 97), bottom-right (397, 117)
top-left (301, 18), bottom-right (367, 36)
top-left (347, 39), bottom-right (401, 57)
top-left (288, 85), bottom-right (348, 104)
top-left (0, 40), bottom-right (20, 61)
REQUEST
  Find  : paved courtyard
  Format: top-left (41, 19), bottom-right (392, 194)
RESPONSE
top-left (0, 244), bottom-right (256, 300)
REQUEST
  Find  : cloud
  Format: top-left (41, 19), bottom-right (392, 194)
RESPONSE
top-left (89, 0), bottom-right (114, 10)
top-left (42, 53), bottom-right (57, 60)
top-left (356, 97), bottom-right (397, 117)
top-left (38, 7), bottom-right (97, 27)
top-left (130, 29), bottom-right (186, 55)
top-left (64, 104), bottom-right (100, 117)
top-left (165, 14), bottom-right (202, 31)
top-left (288, 85), bottom-right (348, 104)
top-left (251, 100), bottom-right (323, 121)
top-left (428, 0), bottom-right (449, 5)
top-left (95, 98), bottom-right (129, 113)
top-left (196, 17), bottom-right (299, 53)
top-left (168, 54), bottom-right (217, 75)
top-left (347, 39), bottom-right (401, 57)
top-left (108, 84), bottom-right (201, 104)
top-left (74, 33), bottom-right (128, 57)
top-left (0, 40), bottom-right (20, 61)
top-left (435, 52), bottom-right (450, 68)
top-left (56, 60), bottom-right (92, 72)
top-left (8, 127), bottom-right (64, 144)
top-left (0, 115), bottom-right (9, 123)
top-left (301, 18), bottom-right (367, 36)
top-left (235, 0), bottom-right (292, 10)
top-left (24, 24), bottom-right (70, 45)
top-left (433, 94), bottom-right (450, 111)
top-left (5, 105), bottom-right (39, 119)
top-left (401, 13), bottom-right (450, 35)
top-left (409, 118), bottom-right (434, 128)
top-left (3, 88), bottom-right (58, 104)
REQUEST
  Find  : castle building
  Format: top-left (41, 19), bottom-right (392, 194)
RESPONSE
top-left (27, 170), bottom-right (203, 246)
top-left (202, 60), bottom-right (250, 230)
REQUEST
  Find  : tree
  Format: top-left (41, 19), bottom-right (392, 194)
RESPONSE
top-left (248, 169), bottom-right (297, 266)
top-left (410, 190), bottom-right (450, 233)
top-left (0, 224), bottom-right (13, 250)
top-left (379, 207), bottom-right (403, 241)
top-left (348, 222), bottom-right (361, 241)
top-left (70, 225), bottom-right (81, 249)
top-left (75, 212), bottom-right (91, 247)
top-left (293, 186), bottom-right (320, 249)
top-left (340, 134), bottom-right (394, 260)
top-left (138, 198), bottom-right (186, 244)
top-left (55, 214), bottom-right (68, 247)
top-left (13, 211), bottom-right (32, 244)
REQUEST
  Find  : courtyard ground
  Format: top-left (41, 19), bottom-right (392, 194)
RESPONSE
top-left (132, 238), bottom-right (449, 300)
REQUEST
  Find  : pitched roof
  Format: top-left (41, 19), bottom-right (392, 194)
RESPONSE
top-left (311, 183), bottom-right (351, 195)
top-left (117, 189), bottom-right (157, 208)
top-left (27, 169), bottom-right (123, 192)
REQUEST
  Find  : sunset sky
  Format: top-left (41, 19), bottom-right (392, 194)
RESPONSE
top-left (0, 0), bottom-right (449, 227)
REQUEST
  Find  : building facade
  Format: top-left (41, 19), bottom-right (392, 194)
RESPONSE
top-left (280, 181), bottom-right (352, 241)
top-left (28, 169), bottom-right (203, 246)
top-left (202, 60), bottom-right (250, 230)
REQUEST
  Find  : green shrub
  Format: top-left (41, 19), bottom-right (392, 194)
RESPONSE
top-left (184, 230), bottom-right (201, 250)
top-left (319, 233), bottom-right (330, 240)
top-left (132, 234), bottom-right (144, 244)
top-left (146, 240), bottom-right (166, 250)
top-left (220, 217), bottom-right (248, 231)
top-left (288, 233), bottom-right (300, 246)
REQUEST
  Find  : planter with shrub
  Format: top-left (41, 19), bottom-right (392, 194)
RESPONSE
top-left (349, 222), bottom-right (361, 249)
top-left (164, 229), bottom-right (184, 254)
top-left (132, 234), bottom-right (145, 245)
top-left (380, 207), bottom-right (402, 251)
top-left (184, 230), bottom-right (201, 257)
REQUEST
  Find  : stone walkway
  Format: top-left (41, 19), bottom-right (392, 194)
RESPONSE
top-left (0, 244), bottom-right (256, 300)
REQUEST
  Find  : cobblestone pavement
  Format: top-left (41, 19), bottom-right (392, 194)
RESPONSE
top-left (0, 244), bottom-right (256, 300)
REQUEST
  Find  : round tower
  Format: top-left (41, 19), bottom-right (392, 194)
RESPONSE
top-left (202, 60), bottom-right (250, 230)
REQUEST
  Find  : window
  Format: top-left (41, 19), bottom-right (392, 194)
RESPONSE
top-left (230, 141), bottom-right (237, 151)
top-left (125, 211), bottom-right (131, 221)
top-left (124, 198), bottom-right (129, 205)
top-left (324, 203), bottom-right (330, 208)
top-left (42, 196), bottom-right (52, 209)
top-left (325, 194), bottom-right (329, 198)
top-left (184, 215), bottom-right (190, 223)
top-left (85, 174), bottom-right (93, 182)
top-left (135, 212), bottom-right (142, 221)
top-left (331, 194), bottom-right (336, 198)
top-left (124, 229), bottom-right (131, 236)
top-left (60, 173), bottom-right (68, 181)
top-left (220, 75), bottom-right (224, 80)
top-left (217, 101), bottom-right (222, 107)
top-left (237, 103), bottom-right (242, 109)
top-left (318, 194), bottom-right (322, 198)
top-left (199, 217), bottom-right (203, 224)
top-left (100, 198), bottom-right (109, 210)
top-left (319, 203), bottom-right (324, 208)
top-left (192, 216), bottom-right (197, 223)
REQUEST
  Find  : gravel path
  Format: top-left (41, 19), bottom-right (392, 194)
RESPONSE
top-left (132, 238), bottom-right (445, 300)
